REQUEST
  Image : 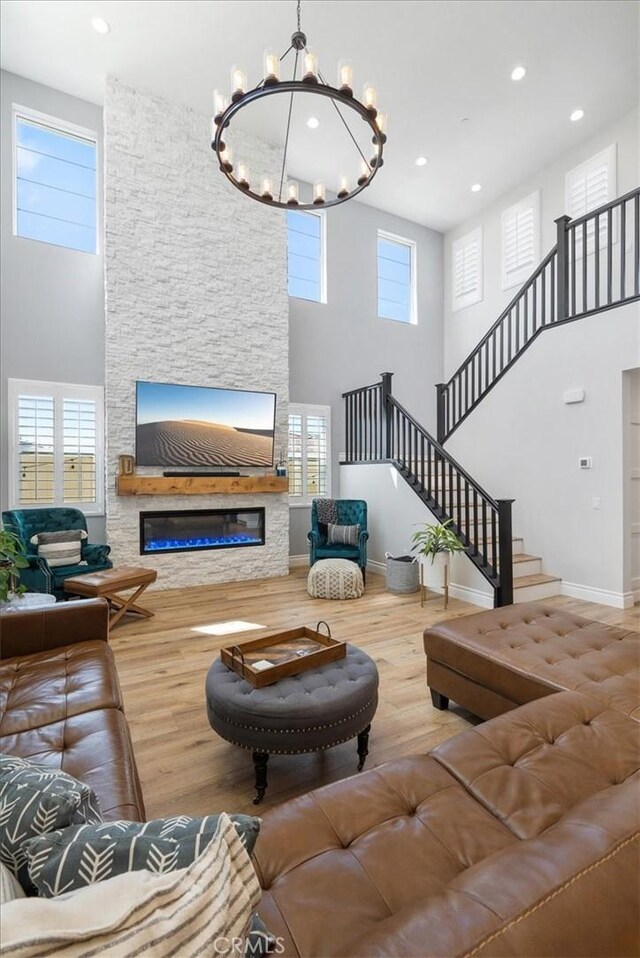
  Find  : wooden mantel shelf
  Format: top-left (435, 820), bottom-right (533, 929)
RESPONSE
top-left (116, 475), bottom-right (289, 496)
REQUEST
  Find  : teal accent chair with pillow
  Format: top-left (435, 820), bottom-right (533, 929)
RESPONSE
top-left (1, 508), bottom-right (112, 598)
top-left (308, 499), bottom-right (369, 582)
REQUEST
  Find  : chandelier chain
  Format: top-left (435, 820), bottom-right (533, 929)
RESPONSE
top-left (297, 0), bottom-right (301, 31)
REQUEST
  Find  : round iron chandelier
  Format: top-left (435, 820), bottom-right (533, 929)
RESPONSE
top-left (210, 1), bottom-right (387, 210)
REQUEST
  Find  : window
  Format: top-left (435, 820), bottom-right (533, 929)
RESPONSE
top-left (565, 144), bottom-right (617, 256)
top-left (452, 227), bottom-right (483, 311)
top-left (8, 379), bottom-right (104, 514)
top-left (287, 209), bottom-right (325, 302)
top-left (377, 231), bottom-right (417, 324)
top-left (13, 106), bottom-right (98, 254)
top-left (501, 190), bottom-right (540, 290)
top-left (288, 404), bottom-right (331, 505)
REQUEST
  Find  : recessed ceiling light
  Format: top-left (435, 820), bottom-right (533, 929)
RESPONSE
top-left (415, 156), bottom-right (428, 167)
top-left (471, 183), bottom-right (482, 193)
top-left (306, 116), bottom-right (319, 129)
top-left (460, 117), bottom-right (470, 124)
top-left (570, 108), bottom-right (585, 122)
top-left (91, 16), bottom-right (111, 34)
top-left (511, 66), bottom-right (526, 81)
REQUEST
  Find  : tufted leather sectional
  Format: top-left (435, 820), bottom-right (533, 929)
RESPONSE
top-left (0, 599), bottom-right (145, 821)
top-left (423, 601), bottom-right (640, 720)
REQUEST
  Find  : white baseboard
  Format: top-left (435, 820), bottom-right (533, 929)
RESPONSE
top-left (289, 555), bottom-right (309, 568)
top-left (448, 583), bottom-right (493, 609)
top-left (632, 577), bottom-right (640, 603)
top-left (366, 559), bottom-right (386, 576)
top-left (561, 581), bottom-right (635, 610)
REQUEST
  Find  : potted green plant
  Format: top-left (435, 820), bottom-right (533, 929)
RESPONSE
top-left (410, 520), bottom-right (465, 608)
top-left (0, 530), bottom-right (29, 604)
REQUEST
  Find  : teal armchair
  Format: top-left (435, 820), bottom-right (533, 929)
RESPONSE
top-left (308, 499), bottom-right (369, 582)
top-left (1, 508), bottom-right (111, 597)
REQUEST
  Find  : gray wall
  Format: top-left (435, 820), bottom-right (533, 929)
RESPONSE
top-left (289, 200), bottom-right (444, 555)
top-left (0, 70), bottom-right (105, 539)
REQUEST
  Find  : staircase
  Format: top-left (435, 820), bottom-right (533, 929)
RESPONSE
top-left (343, 187), bottom-right (639, 607)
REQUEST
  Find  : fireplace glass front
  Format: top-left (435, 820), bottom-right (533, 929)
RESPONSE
top-left (140, 508), bottom-right (265, 555)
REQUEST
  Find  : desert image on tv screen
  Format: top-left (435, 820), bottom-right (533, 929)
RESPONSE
top-left (136, 382), bottom-right (276, 467)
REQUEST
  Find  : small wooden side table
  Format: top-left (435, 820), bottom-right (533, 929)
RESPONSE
top-left (419, 559), bottom-right (450, 609)
top-left (64, 566), bottom-right (157, 629)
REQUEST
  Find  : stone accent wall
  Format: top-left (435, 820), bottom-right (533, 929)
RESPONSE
top-left (104, 79), bottom-right (289, 589)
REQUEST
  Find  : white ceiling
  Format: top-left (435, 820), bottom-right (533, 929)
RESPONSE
top-left (1, 0), bottom-right (638, 231)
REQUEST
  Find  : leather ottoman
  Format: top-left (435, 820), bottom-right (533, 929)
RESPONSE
top-left (205, 644), bottom-right (378, 803)
top-left (423, 601), bottom-right (640, 720)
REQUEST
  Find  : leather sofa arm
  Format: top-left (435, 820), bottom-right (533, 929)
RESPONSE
top-left (0, 598), bottom-right (110, 659)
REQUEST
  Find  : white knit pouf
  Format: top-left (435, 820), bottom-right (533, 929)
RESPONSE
top-left (307, 559), bottom-right (364, 600)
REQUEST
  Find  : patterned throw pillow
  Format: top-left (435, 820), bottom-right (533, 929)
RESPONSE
top-left (24, 812), bottom-right (261, 898)
top-left (2, 813), bottom-right (262, 958)
top-left (327, 523), bottom-right (361, 546)
top-left (0, 756), bottom-right (103, 894)
top-left (29, 528), bottom-right (88, 568)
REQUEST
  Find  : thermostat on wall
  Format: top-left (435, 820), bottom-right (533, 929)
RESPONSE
top-left (579, 457), bottom-right (593, 469)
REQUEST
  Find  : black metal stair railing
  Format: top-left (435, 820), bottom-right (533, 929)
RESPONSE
top-left (343, 373), bottom-right (514, 607)
top-left (437, 186), bottom-right (640, 443)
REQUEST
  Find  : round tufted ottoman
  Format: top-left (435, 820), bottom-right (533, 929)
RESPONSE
top-left (205, 644), bottom-right (378, 803)
top-left (307, 558), bottom-right (364, 599)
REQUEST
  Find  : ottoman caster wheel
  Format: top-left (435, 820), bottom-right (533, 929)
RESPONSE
top-left (357, 725), bottom-right (371, 772)
top-left (253, 752), bottom-right (269, 804)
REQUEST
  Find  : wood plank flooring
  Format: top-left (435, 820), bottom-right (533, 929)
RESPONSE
top-left (109, 569), bottom-right (639, 820)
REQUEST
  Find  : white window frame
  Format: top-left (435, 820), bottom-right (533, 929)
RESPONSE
top-left (565, 144), bottom-right (617, 258)
top-left (288, 402), bottom-right (332, 507)
top-left (501, 190), bottom-right (541, 290)
top-left (7, 378), bottom-right (105, 515)
top-left (287, 208), bottom-right (327, 304)
top-left (377, 229), bottom-right (418, 325)
top-left (12, 103), bottom-right (100, 255)
top-left (452, 226), bottom-right (483, 312)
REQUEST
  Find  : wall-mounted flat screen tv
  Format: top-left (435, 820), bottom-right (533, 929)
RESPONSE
top-left (136, 381), bottom-right (276, 467)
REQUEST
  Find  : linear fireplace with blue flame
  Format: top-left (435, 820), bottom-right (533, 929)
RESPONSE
top-left (140, 508), bottom-right (265, 555)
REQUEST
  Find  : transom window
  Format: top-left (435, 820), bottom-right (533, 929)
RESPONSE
top-left (14, 106), bottom-right (98, 254)
top-left (377, 231), bottom-right (417, 324)
top-left (287, 209), bottom-right (326, 303)
top-left (288, 404), bottom-right (331, 505)
top-left (8, 379), bottom-right (105, 515)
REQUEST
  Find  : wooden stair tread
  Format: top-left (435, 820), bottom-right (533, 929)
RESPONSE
top-left (513, 573), bottom-right (561, 588)
top-left (512, 553), bottom-right (541, 563)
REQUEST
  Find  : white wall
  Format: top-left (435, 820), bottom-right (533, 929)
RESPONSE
top-left (443, 108), bottom-right (640, 607)
top-left (0, 71), bottom-right (105, 539)
top-left (104, 79), bottom-right (289, 589)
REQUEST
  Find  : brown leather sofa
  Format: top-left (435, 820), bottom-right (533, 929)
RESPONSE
top-left (0, 599), bottom-right (145, 821)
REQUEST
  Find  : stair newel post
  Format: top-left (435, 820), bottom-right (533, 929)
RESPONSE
top-left (555, 215), bottom-right (571, 322)
top-left (436, 383), bottom-right (446, 444)
top-left (496, 499), bottom-right (515, 608)
top-left (380, 372), bottom-right (394, 460)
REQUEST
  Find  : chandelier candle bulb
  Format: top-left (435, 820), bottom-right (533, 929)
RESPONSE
top-left (357, 161), bottom-right (370, 186)
top-left (231, 66), bottom-right (247, 101)
top-left (303, 51), bottom-right (318, 83)
top-left (337, 176), bottom-right (350, 198)
top-left (376, 110), bottom-right (387, 143)
top-left (263, 50), bottom-right (280, 85)
top-left (237, 162), bottom-right (250, 188)
top-left (286, 181), bottom-right (300, 205)
top-left (213, 89), bottom-right (227, 123)
top-left (261, 177), bottom-right (274, 200)
top-left (220, 145), bottom-right (233, 171)
top-left (313, 181), bottom-right (326, 204)
top-left (363, 83), bottom-right (377, 115)
top-left (338, 60), bottom-right (354, 95)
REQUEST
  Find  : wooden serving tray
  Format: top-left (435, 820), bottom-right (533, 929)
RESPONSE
top-left (220, 621), bottom-right (345, 688)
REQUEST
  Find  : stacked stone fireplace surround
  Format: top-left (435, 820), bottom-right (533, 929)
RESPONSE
top-left (104, 79), bottom-right (289, 590)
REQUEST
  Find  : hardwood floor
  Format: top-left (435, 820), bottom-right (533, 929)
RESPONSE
top-left (109, 569), bottom-right (639, 820)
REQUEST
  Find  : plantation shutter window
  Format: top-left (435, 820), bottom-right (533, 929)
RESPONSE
top-left (377, 232), bottom-right (417, 324)
top-left (14, 108), bottom-right (98, 254)
top-left (287, 210), bottom-right (326, 303)
top-left (9, 380), bottom-right (104, 514)
top-left (565, 144), bottom-right (617, 256)
top-left (452, 227), bottom-right (483, 311)
top-left (288, 404), bottom-right (331, 505)
top-left (501, 191), bottom-right (540, 290)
